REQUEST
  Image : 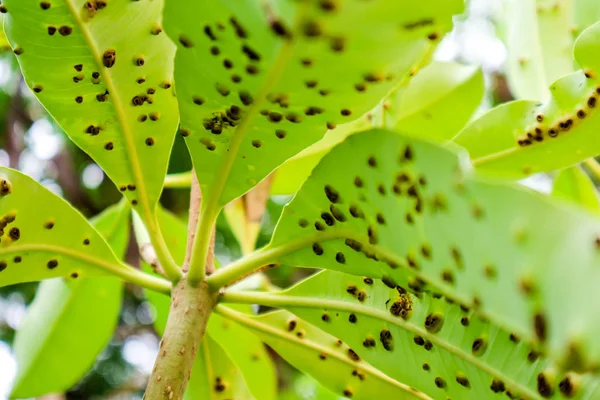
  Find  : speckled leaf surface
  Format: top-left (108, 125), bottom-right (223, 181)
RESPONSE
top-left (386, 61), bottom-right (484, 141)
top-left (266, 128), bottom-right (600, 372)
top-left (185, 336), bottom-right (255, 400)
top-left (144, 207), bottom-right (276, 400)
top-left (163, 0), bottom-right (463, 208)
top-left (453, 22), bottom-right (600, 179)
top-left (11, 201), bottom-right (129, 398)
top-left (0, 167), bottom-right (129, 286)
top-left (552, 166), bottom-right (600, 212)
top-left (266, 270), bottom-right (600, 400)
top-left (2, 0), bottom-right (178, 214)
top-left (217, 307), bottom-right (424, 400)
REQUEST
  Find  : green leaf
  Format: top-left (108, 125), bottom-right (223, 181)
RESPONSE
top-left (386, 61), bottom-right (484, 140)
top-left (279, 374), bottom-right (340, 400)
top-left (500, 0), bottom-right (574, 101)
top-left (208, 311), bottom-right (277, 400)
top-left (552, 166), bottom-right (600, 212)
top-left (226, 270), bottom-right (600, 400)
top-left (0, 167), bottom-right (133, 287)
top-left (574, 0), bottom-right (600, 37)
top-left (144, 207), bottom-right (277, 400)
top-left (11, 201), bottom-right (130, 398)
top-left (216, 306), bottom-right (424, 400)
top-left (3, 0), bottom-right (178, 214)
top-left (185, 336), bottom-right (255, 400)
top-left (453, 21), bottom-right (600, 179)
top-left (163, 0), bottom-right (463, 209)
top-left (263, 128), bottom-right (600, 372)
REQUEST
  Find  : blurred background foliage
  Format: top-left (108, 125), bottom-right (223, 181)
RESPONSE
top-left (0, 0), bottom-right (595, 398)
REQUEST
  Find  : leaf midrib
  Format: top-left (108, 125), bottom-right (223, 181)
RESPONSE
top-left (215, 305), bottom-right (431, 400)
top-left (220, 291), bottom-right (542, 400)
top-left (64, 0), bottom-right (153, 218)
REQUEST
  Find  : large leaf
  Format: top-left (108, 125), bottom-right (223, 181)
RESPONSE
top-left (244, 128), bottom-right (600, 372)
top-left (0, 167), bottom-right (134, 286)
top-left (216, 307), bottom-right (427, 400)
top-left (500, 0), bottom-right (574, 101)
top-left (3, 0), bottom-right (178, 216)
top-left (552, 166), bottom-right (600, 212)
top-left (453, 22), bottom-right (600, 179)
top-left (185, 336), bottom-right (255, 400)
top-left (224, 270), bottom-right (600, 400)
top-left (163, 0), bottom-right (463, 209)
top-left (11, 201), bottom-right (130, 398)
top-left (386, 61), bottom-right (484, 140)
top-left (144, 207), bottom-right (277, 400)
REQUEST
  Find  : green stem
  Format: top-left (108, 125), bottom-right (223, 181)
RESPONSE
top-left (205, 244), bottom-right (286, 291)
top-left (164, 171), bottom-right (193, 189)
top-left (144, 279), bottom-right (215, 399)
top-left (187, 204), bottom-right (218, 285)
top-left (219, 291), bottom-right (541, 400)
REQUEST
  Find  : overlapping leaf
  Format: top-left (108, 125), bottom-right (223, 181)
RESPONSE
top-left (11, 201), bottom-right (129, 398)
top-left (0, 167), bottom-right (132, 286)
top-left (216, 307), bottom-right (426, 400)
top-left (454, 22), bottom-right (600, 179)
top-left (163, 0), bottom-right (463, 208)
top-left (258, 128), bottom-right (600, 372)
top-left (3, 0), bottom-right (178, 215)
top-left (225, 270), bottom-right (600, 399)
top-left (552, 166), bottom-right (600, 212)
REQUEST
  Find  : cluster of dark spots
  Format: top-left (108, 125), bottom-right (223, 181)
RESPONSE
top-left (362, 336), bottom-right (376, 348)
top-left (305, 106), bottom-right (324, 116)
top-left (537, 373), bottom-right (554, 398)
top-left (352, 369), bottom-right (366, 381)
top-left (347, 348), bottom-right (360, 361)
top-left (456, 374), bottom-right (470, 388)
top-left (85, 125), bottom-right (101, 135)
top-left (380, 329), bottom-right (393, 351)
top-left (434, 377), bottom-right (446, 389)
top-left (214, 377), bottom-right (226, 392)
top-left (389, 293), bottom-right (412, 319)
top-left (58, 26), bottom-right (73, 36)
top-left (490, 379), bottom-right (505, 393)
top-left (103, 50), bottom-right (116, 68)
top-left (0, 179), bottom-right (11, 196)
top-left (96, 90), bottom-right (109, 102)
top-left (425, 313), bottom-right (444, 333)
top-left (472, 337), bottom-right (487, 356)
top-left (202, 108), bottom-right (241, 134)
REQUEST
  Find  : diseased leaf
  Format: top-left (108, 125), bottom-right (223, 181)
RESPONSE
top-left (453, 22), bottom-right (600, 179)
top-left (144, 207), bottom-right (276, 400)
top-left (0, 167), bottom-right (133, 286)
top-left (11, 201), bottom-right (130, 398)
top-left (552, 166), bottom-right (600, 212)
top-left (163, 0), bottom-right (463, 208)
top-left (216, 307), bottom-right (426, 400)
top-left (262, 128), bottom-right (600, 372)
top-left (185, 336), bottom-right (255, 400)
top-left (226, 270), bottom-right (600, 400)
top-left (3, 0), bottom-right (178, 215)
top-left (500, 0), bottom-right (574, 101)
top-left (386, 61), bottom-right (484, 140)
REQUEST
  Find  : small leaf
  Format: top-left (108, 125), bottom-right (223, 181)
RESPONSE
top-left (236, 270), bottom-right (600, 399)
top-left (3, 0), bottom-right (178, 215)
top-left (453, 21), bottom-right (600, 179)
top-left (11, 201), bottom-right (130, 398)
top-left (0, 167), bottom-right (130, 287)
top-left (217, 307), bottom-right (426, 400)
top-left (186, 336), bottom-right (255, 400)
top-left (500, 0), bottom-right (574, 101)
top-left (163, 0), bottom-right (463, 208)
top-left (387, 61), bottom-right (484, 140)
top-left (264, 128), bottom-right (600, 372)
top-left (552, 166), bottom-right (600, 212)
